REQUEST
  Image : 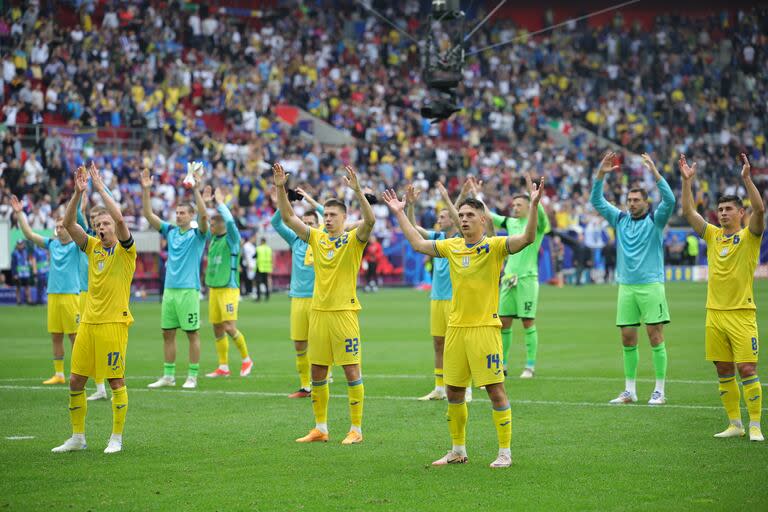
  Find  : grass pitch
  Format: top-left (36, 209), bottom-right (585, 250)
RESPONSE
top-left (1, 282), bottom-right (766, 511)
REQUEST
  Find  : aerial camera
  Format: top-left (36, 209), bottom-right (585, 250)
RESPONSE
top-left (420, 0), bottom-right (465, 123)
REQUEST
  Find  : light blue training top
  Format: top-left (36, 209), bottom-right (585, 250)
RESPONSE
top-left (43, 238), bottom-right (81, 294)
top-left (161, 221), bottom-right (208, 290)
top-left (271, 205), bottom-right (325, 298)
top-left (427, 230), bottom-right (455, 301)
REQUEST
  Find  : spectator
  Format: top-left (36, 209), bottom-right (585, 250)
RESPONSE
top-left (255, 237), bottom-right (272, 302)
top-left (11, 239), bottom-right (33, 305)
top-left (241, 234), bottom-right (257, 298)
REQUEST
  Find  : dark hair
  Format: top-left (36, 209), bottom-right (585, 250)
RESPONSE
top-left (323, 198), bottom-right (347, 213)
top-left (458, 198), bottom-right (486, 212)
top-left (627, 188), bottom-right (648, 200)
top-left (181, 203), bottom-right (196, 214)
top-left (717, 195), bottom-right (743, 208)
top-left (90, 205), bottom-right (108, 216)
top-left (302, 208), bottom-right (320, 221)
top-left (512, 193), bottom-right (530, 202)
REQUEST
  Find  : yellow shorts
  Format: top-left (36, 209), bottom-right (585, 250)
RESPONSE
top-left (308, 310), bottom-right (361, 367)
top-left (430, 300), bottom-right (451, 338)
top-left (71, 322), bottom-right (129, 380)
top-left (705, 309), bottom-right (759, 363)
top-left (209, 287), bottom-right (239, 324)
top-left (290, 297), bottom-right (313, 341)
top-left (79, 291), bottom-right (87, 314)
top-left (444, 326), bottom-right (504, 388)
top-left (47, 293), bottom-right (80, 334)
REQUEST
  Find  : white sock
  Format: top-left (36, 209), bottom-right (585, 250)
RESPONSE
top-left (435, 386), bottom-right (445, 393)
top-left (498, 447), bottom-right (511, 458)
top-left (315, 423), bottom-right (328, 434)
top-left (654, 379), bottom-right (665, 394)
top-left (730, 419), bottom-right (744, 428)
top-left (96, 382), bottom-right (106, 393)
top-left (749, 421), bottom-right (760, 429)
top-left (55, 372), bottom-right (65, 378)
top-left (219, 364), bottom-right (230, 372)
top-left (243, 357), bottom-right (252, 364)
top-left (72, 433), bottom-right (85, 442)
top-left (625, 379), bottom-right (636, 395)
top-left (452, 445), bottom-right (467, 457)
top-left (110, 433), bottom-right (123, 443)
top-left (350, 425), bottom-right (362, 434)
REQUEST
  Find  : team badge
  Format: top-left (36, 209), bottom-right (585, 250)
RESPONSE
top-left (720, 248), bottom-right (728, 257)
top-left (462, 256), bottom-right (470, 268)
top-left (327, 250), bottom-right (335, 259)
top-left (97, 261), bottom-right (105, 272)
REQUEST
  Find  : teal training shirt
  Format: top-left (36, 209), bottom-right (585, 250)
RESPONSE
top-left (161, 222), bottom-right (207, 290)
top-left (271, 206), bottom-right (324, 298)
top-left (427, 230), bottom-right (454, 301)
top-left (590, 177), bottom-right (675, 285)
top-left (44, 238), bottom-right (81, 294)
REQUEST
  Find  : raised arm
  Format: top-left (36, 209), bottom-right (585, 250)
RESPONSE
top-left (90, 163), bottom-right (130, 242)
top-left (268, 187), bottom-right (299, 245)
top-left (436, 181), bottom-right (461, 230)
top-left (295, 187), bottom-right (322, 211)
top-left (383, 189), bottom-right (438, 256)
top-left (213, 187), bottom-right (239, 244)
top-left (741, 153), bottom-right (766, 236)
top-left (642, 153), bottom-right (675, 228)
top-left (273, 163), bottom-right (310, 242)
top-left (345, 166), bottom-right (375, 242)
top-left (192, 168), bottom-right (209, 235)
top-left (507, 178), bottom-right (544, 254)
top-left (590, 152), bottom-right (621, 226)
top-left (76, 192), bottom-right (88, 231)
top-left (405, 184), bottom-right (430, 239)
top-left (140, 168), bottom-right (164, 231)
top-left (679, 154), bottom-right (708, 237)
top-left (10, 196), bottom-right (47, 248)
top-left (64, 167), bottom-right (89, 249)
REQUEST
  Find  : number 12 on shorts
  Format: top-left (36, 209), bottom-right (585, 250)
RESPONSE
top-left (486, 353), bottom-right (500, 369)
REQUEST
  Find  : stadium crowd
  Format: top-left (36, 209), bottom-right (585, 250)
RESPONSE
top-left (1, 1), bottom-right (767, 275)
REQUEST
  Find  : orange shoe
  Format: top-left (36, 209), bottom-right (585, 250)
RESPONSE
top-left (205, 368), bottom-right (231, 378)
top-left (43, 374), bottom-right (65, 385)
top-left (341, 430), bottom-right (363, 445)
top-left (296, 428), bottom-right (329, 443)
top-left (288, 388), bottom-right (311, 398)
top-left (240, 359), bottom-right (253, 377)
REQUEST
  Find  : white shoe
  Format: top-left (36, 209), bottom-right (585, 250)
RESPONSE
top-left (749, 426), bottom-right (764, 442)
top-left (87, 390), bottom-right (108, 401)
top-left (147, 376), bottom-right (175, 388)
top-left (465, 388), bottom-right (473, 403)
top-left (609, 390), bottom-right (638, 404)
top-left (182, 376), bottom-right (198, 389)
top-left (714, 424), bottom-right (745, 438)
top-left (431, 450), bottom-right (468, 466)
top-left (520, 367), bottom-right (535, 379)
top-left (489, 453), bottom-right (512, 468)
top-left (648, 391), bottom-right (666, 405)
top-left (104, 435), bottom-right (122, 454)
top-left (418, 389), bottom-right (447, 401)
top-left (51, 436), bottom-right (87, 453)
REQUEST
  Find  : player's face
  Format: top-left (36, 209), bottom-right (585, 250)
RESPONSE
top-left (94, 213), bottom-right (117, 246)
top-left (627, 192), bottom-right (648, 218)
top-left (458, 204), bottom-right (484, 238)
top-left (176, 206), bottom-right (193, 228)
top-left (302, 213), bottom-right (319, 229)
top-left (210, 216), bottom-right (225, 236)
top-left (511, 197), bottom-right (530, 218)
top-left (717, 201), bottom-right (744, 229)
top-left (437, 210), bottom-right (453, 231)
top-left (323, 206), bottom-right (346, 236)
top-left (55, 220), bottom-right (72, 243)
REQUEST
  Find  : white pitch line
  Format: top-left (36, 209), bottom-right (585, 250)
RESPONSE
top-left (1, 385), bottom-right (764, 412)
top-left (5, 436), bottom-right (35, 440)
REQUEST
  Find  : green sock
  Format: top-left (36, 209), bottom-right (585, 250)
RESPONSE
top-left (524, 326), bottom-right (538, 368)
top-left (188, 363), bottom-right (199, 378)
top-left (623, 346), bottom-right (639, 393)
top-left (163, 362), bottom-right (176, 378)
top-left (501, 328), bottom-right (512, 367)
top-left (651, 342), bottom-right (668, 392)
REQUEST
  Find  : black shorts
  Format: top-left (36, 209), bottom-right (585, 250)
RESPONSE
top-left (16, 277), bottom-right (30, 287)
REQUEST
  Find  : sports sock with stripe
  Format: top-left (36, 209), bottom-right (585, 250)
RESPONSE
top-left (524, 326), bottom-right (538, 368)
top-left (434, 368), bottom-right (444, 390)
top-left (69, 390), bottom-right (87, 434)
top-left (296, 351), bottom-right (310, 390)
top-left (348, 378), bottom-right (364, 431)
top-left (215, 335), bottom-right (229, 368)
top-left (111, 386), bottom-right (128, 435)
top-left (447, 400), bottom-right (468, 451)
top-left (718, 374), bottom-right (741, 426)
top-left (163, 362), bottom-right (176, 378)
top-left (311, 379), bottom-right (329, 432)
top-left (492, 404), bottom-right (512, 450)
top-left (230, 330), bottom-right (249, 360)
top-left (188, 363), bottom-right (199, 378)
top-left (53, 358), bottom-right (64, 377)
top-left (742, 376), bottom-right (762, 427)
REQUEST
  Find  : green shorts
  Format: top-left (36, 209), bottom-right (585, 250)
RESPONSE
top-left (616, 283), bottom-right (671, 327)
top-left (499, 275), bottom-right (539, 319)
top-left (161, 288), bottom-right (201, 331)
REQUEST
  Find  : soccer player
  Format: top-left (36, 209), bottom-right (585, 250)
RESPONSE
top-left (270, 186), bottom-right (325, 398)
top-left (383, 177), bottom-right (544, 468)
top-left (591, 152), bottom-right (674, 405)
top-left (203, 186), bottom-right (253, 379)
top-left (680, 153), bottom-right (764, 441)
top-left (490, 175), bottom-right (551, 378)
top-left (144, 167), bottom-right (209, 390)
top-left (273, 163), bottom-right (375, 445)
top-left (11, 196), bottom-right (80, 385)
top-left (53, 163), bottom-right (136, 454)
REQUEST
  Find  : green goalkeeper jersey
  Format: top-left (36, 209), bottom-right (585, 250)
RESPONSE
top-left (491, 203), bottom-right (550, 278)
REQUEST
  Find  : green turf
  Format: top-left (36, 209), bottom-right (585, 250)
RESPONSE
top-left (1, 282), bottom-right (767, 511)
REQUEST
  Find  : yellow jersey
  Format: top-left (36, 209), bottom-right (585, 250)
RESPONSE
top-left (80, 235), bottom-right (137, 324)
top-left (703, 224), bottom-right (761, 310)
top-left (307, 227), bottom-right (366, 311)
top-left (434, 235), bottom-right (508, 327)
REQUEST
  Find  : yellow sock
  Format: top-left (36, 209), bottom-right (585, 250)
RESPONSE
top-left (69, 390), bottom-right (87, 434)
top-left (231, 330), bottom-right (249, 360)
top-left (348, 379), bottom-right (364, 428)
top-left (435, 367), bottom-right (444, 389)
top-left (742, 376), bottom-right (762, 425)
top-left (718, 375), bottom-right (741, 422)
top-left (492, 405), bottom-right (512, 449)
top-left (296, 350), bottom-right (310, 390)
top-left (215, 335), bottom-right (229, 366)
top-left (311, 379), bottom-right (329, 425)
top-left (54, 359), bottom-right (64, 375)
top-left (111, 386), bottom-right (128, 435)
top-left (447, 401), bottom-right (468, 446)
